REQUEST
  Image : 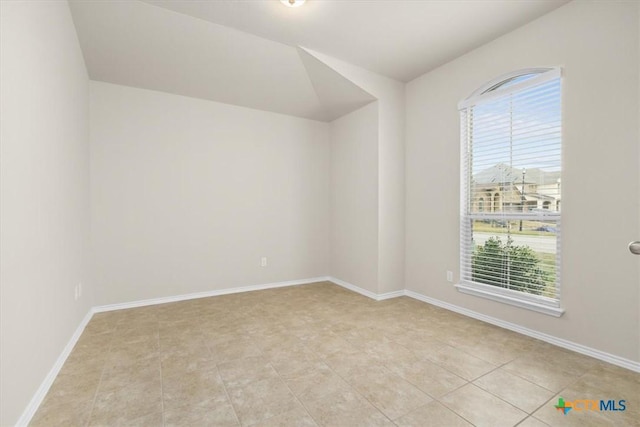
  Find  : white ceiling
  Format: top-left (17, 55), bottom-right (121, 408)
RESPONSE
top-left (69, 0), bottom-right (569, 122)
top-left (140, 0), bottom-right (569, 82)
top-left (69, 0), bottom-right (375, 121)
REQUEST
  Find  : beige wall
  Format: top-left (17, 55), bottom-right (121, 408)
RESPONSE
top-left (329, 103), bottom-right (380, 292)
top-left (307, 49), bottom-right (406, 295)
top-left (4, 2), bottom-right (640, 423)
top-left (0, 2), bottom-right (91, 425)
top-left (90, 82), bottom-right (330, 305)
top-left (376, 83), bottom-right (406, 295)
top-left (405, 0), bottom-right (640, 362)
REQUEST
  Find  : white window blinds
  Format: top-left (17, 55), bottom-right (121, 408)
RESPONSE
top-left (458, 68), bottom-right (563, 316)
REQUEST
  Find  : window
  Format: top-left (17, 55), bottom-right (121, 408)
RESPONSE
top-left (457, 68), bottom-right (563, 317)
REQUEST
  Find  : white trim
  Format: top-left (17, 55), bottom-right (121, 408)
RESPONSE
top-left (459, 66), bottom-right (563, 313)
top-left (327, 276), bottom-right (379, 300)
top-left (404, 290), bottom-right (640, 373)
top-left (458, 67), bottom-right (561, 109)
top-left (15, 309), bottom-right (94, 427)
top-left (17, 277), bottom-right (330, 425)
top-left (377, 290), bottom-right (405, 301)
top-left (17, 279), bottom-right (639, 427)
top-left (327, 277), bottom-right (405, 301)
top-left (455, 283), bottom-right (565, 317)
top-left (93, 277), bottom-right (330, 312)
top-left (467, 212), bottom-right (561, 221)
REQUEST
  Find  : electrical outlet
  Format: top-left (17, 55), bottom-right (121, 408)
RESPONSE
top-left (446, 271), bottom-right (453, 283)
top-left (261, 257), bottom-right (267, 267)
top-left (74, 285), bottom-right (79, 301)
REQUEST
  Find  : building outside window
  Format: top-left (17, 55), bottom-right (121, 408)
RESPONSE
top-left (457, 68), bottom-right (563, 317)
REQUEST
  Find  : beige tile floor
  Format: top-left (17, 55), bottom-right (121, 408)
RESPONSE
top-left (30, 282), bottom-right (640, 427)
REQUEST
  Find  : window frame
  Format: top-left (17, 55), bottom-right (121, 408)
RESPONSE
top-left (456, 67), bottom-right (565, 317)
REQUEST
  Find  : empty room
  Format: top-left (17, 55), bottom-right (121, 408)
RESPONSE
top-left (1, 0), bottom-right (639, 426)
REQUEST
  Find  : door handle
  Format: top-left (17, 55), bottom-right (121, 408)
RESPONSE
top-left (629, 241), bottom-right (640, 255)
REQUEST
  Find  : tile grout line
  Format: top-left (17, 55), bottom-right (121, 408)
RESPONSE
top-left (527, 396), bottom-right (557, 419)
top-left (277, 324), bottom-right (385, 422)
top-left (31, 284), bottom-right (637, 427)
top-left (430, 361), bottom-right (511, 425)
top-left (395, 340), bottom-right (481, 426)
top-left (436, 358), bottom-right (539, 423)
top-left (301, 339), bottom-right (401, 425)
top-left (84, 316), bottom-right (121, 426)
top-left (215, 365), bottom-right (242, 427)
top-left (493, 357), bottom-right (580, 395)
top-left (471, 359), bottom-right (561, 417)
top-left (268, 360), bottom-right (322, 427)
top-left (528, 415), bottom-right (552, 426)
top-left (435, 350), bottom-right (591, 424)
top-left (344, 325), bottom-right (510, 424)
top-left (197, 314), bottom-right (243, 426)
top-left (157, 318), bottom-right (165, 427)
top-left (260, 303), bottom-right (335, 426)
top-left (403, 331), bottom-right (503, 382)
top-left (357, 332), bottom-right (445, 418)
top-left (522, 369), bottom-right (595, 419)
top-left (433, 399), bottom-right (477, 427)
top-left (377, 336), bottom-right (471, 403)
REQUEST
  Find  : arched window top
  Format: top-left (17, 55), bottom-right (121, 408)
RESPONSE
top-left (458, 65), bottom-right (563, 315)
top-left (459, 67), bottom-right (560, 110)
top-left (480, 70), bottom-right (546, 94)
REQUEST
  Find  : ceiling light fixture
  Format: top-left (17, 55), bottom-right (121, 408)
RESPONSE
top-left (281, 0), bottom-right (305, 7)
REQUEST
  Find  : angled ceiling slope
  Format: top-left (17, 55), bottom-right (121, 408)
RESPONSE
top-left (140, 0), bottom-right (570, 82)
top-left (69, 0), bottom-right (375, 122)
top-left (297, 48), bottom-right (376, 121)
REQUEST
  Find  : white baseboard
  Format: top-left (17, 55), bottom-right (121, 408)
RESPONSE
top-left (404, 289), bottom-right (640, 373)
top-left (377, 290), bottom-right (406, 300)
top-left (15, 309), bottom-right (94, 427)
top-left (327, 277), bottom-right (405, 301)
top-left (17, 279), bottom-right (639, 426)
top-left (17, 277), bottom-right (328, 425)
top-left (328, 276), bottom-right (379, 300)
top-left (93, 276), bottom-right (330, 313)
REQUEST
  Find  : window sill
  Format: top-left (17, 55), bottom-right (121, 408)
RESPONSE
top-left (455, 283), bottom-right (565, 317)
